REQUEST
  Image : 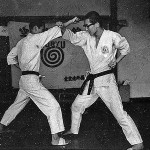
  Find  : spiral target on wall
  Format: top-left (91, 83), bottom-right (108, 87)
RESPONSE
top-left (41, 47), bottom-right (64, 68)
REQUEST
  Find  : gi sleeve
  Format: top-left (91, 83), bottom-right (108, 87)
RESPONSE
top-left (63, 29), bottom-right (87, 47)
top-left (39, 26), bottom-right (62, 48)
top-left (7, 40), bottom-right (22, 65)
top-left (113, 32), bottom-right (130, 55)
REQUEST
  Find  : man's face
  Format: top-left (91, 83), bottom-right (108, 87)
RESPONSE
top-left (32, 25), bottom-right (45, 34)
top-left (83, 19), bottom-right (96, 36)
top-left (37, 26), bottom-right (45, 33)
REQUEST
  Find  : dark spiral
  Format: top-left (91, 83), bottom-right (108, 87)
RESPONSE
top-left (41, 47), bottom-right (64, 68)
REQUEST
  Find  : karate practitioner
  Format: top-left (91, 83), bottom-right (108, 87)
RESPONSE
top-left (57, 11), bottom-right (144, 150)
top-left (0, 20), bottom-right (69, 146)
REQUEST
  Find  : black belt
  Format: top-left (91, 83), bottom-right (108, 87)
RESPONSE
top-left (79, 69), bottom-right (114, 95)
top-left (22, 71), bottom-right (40, 76)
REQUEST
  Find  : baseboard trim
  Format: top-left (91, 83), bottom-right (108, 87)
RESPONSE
top-left (130, 97), bottom-right (150, 103)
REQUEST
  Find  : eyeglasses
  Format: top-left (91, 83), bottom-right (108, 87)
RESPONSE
top-left (83, 23), bottom-right (94, 28)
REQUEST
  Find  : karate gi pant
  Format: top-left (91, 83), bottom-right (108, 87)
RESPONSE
top-left (70, 74), bottom-right (143, 145)
top-left (0, 75), bottom-right (64, 134)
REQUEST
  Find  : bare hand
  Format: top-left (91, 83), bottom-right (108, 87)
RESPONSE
top-left (71, 17), bottom-right (80, 24)
top-left (62, 17), bottom-right (80, 28)
top-left (56, 21), bottom-right (64, 27)
top-left (39, 75), bottom-right (45, 81)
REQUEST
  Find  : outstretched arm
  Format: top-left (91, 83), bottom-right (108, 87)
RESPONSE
top-left (64, 17), bottom-right (80, 27)
top-left (56, 17), bottom-right (80, 35)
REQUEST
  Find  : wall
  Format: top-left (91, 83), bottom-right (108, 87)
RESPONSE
top-left (1, 0), bottom-right (110, 90)
top-left (117, 0), bottom-right (150, 97)
top-left (1, 0), bottom-right (150, 98)
top-left (0, 0), bottom-right (110, 16)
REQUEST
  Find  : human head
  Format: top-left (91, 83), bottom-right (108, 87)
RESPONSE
top-left (83, 11), bottom-right (103, 36)
top-left (29, 20), bottom-right (45, 34)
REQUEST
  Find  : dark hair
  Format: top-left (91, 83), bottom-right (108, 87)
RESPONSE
top-left (84, 11), bottom-right (103, 27)
top-left (29, 20), bottom-right (45, 31)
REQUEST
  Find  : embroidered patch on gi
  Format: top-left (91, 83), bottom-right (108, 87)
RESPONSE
top-left (101, 46), bottom-right (109, 54)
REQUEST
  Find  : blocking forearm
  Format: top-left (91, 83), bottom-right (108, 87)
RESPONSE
top-left (61, 20), bottom-right (73, 35)
top-left (63, 20), bottom-right (73, 27)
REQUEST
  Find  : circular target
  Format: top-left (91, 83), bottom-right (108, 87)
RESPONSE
top-left (41, 47), bottom-right (64, 68)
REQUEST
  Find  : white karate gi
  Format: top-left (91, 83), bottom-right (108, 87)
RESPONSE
top-left (63, 29), bottom-right (143, 145)
top-left (1, 26), bottom-right (64, 134)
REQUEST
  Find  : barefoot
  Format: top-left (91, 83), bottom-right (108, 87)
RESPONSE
top-left (63, 130), bottom-right (74, 135)
top-left (51, 137), bottom-right (70, 146)
top-left (51, 137), bottom-right (60, 145)
top-left (127, 143), bottom-right (144, 150)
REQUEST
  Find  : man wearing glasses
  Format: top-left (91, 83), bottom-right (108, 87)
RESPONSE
top-left (57, 11), bottom-right (143, 150)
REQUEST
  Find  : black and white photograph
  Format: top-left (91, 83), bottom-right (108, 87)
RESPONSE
top-left (0, 0), bottom-right (149, 150)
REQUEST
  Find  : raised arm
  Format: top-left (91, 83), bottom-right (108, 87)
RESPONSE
top-left (56, 17), bottom-right (80, 35)
top-left (38, 19), bottom-right (78, 48)
top-left (56, 17), bottom-right (88, 47)
top-left (38, 26), bottom-right (62, 48)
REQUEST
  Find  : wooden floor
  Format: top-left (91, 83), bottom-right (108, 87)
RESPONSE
top-left (0, 97), bottom-right (149, 150)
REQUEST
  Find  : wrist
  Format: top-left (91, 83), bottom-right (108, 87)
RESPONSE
top-left (64, 20), bottom-right (72, 27)
top-left (69, 19), bottom-right (74, 25)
